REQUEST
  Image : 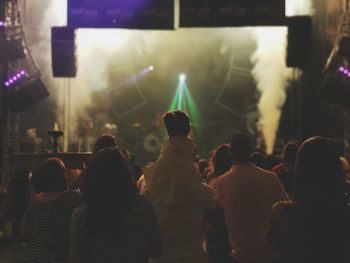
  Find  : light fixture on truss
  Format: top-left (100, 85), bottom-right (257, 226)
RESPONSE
top-left (320, 0), bottom-right (350, 108)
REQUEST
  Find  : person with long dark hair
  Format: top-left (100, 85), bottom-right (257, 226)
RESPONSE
top-left (207, 144), bottom-right (232, 184)
top-left (69, 148), bottom-right (161, 263)
top-left (266, 137), bottom-right (350, 262)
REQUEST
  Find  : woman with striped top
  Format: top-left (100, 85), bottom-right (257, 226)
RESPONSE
top-left (21, 158), bottom-right (80, 263)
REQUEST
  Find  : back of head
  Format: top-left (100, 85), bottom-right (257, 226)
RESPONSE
top-left (212, 144), bottom-right (232, 177)
top-left (282, 141), bottom-right (300, 167)
top-left (85, 147), bottom-right (136, 240)
top-left (294, 137), bottom-right (346, 208)
top-left (92, 134), bottom-right (117, 154)
top-left (163, 110), bottom-right (191, 137)
top-left (34, 158), bottom-right (66, 193)
top-left (230, 134), bottom-right (252, 164)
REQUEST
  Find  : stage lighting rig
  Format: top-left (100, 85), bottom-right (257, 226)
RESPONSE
top-left (321, 1), bottom-right (350, 108)
top-left (0, 0), bottom-right (49, 183)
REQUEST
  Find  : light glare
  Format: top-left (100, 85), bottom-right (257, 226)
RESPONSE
top-left (179, 74), bottom-right (186, 82)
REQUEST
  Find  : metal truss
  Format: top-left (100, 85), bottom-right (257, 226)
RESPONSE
top-left (0, 0), bottom-right (40, 184)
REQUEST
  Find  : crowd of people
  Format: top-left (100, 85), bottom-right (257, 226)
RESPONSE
top-left (1, 110), bottom-right (350, 263)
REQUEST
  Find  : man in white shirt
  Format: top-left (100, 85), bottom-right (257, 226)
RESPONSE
top-left (214, 134), bottom-right (288, 263)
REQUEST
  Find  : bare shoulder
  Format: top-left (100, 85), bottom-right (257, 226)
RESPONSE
top-left (272, 200), bottom-right (294, 217)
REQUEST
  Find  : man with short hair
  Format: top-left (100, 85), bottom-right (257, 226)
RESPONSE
top-left (214, 134), bottom-right (288, 263)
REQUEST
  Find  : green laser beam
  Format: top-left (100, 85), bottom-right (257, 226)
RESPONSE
top-left (168, 77), bottom-right (202, 141)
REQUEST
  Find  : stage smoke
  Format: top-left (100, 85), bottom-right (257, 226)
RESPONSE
top-left (26, 0), bottom-right (130, 142)
top-left (251, 0), bottom-right (313, 154)
top-left (251, 27), bottom-right (292, 154)
top-left (73, 28), bottom-right (130, 106)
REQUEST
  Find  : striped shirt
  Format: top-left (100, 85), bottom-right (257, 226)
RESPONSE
top-left (25, 191), bottom-right (80, 263)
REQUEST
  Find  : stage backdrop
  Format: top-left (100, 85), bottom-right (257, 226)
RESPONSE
top-left (68, 0), bottom-right (174, 29)
top-left (180, 0), bottom-right (285, 27)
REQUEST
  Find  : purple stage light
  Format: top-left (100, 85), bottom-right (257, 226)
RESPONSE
top-left (4, 70), bottom-right (27, 87)
top-left (0, 21), bottom-right (4, 27)
top-left (338, 66), bottom-right (350, 79)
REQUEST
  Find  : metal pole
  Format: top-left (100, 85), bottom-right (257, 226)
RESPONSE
top-left (0, 0), bottom-right (7, 184)
top-left (0, 65), bottom-right (8, 185)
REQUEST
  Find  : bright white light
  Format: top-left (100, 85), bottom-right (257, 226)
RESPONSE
top-left (286, 0), bottom-right (313, 16)
top-left (76, 29), bottom-right (131, 53)
top-left (179, 73), bottom-right (186, 82)
top-left (148, 65), bottom-right (155, 71)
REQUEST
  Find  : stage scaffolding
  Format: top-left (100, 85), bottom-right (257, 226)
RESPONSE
top-left (0, 0), bottom-right (40, 184)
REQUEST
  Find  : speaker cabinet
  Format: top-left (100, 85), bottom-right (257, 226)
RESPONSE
top-left (51, 27), bottom-right (77, 77)
top-left (9, 78), bottom-right (49, 114)
top-left (286, 16), bottom-right (312, 68)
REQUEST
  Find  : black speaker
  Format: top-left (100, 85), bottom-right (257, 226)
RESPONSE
top-left (9, 78), bottom-right (49, 114)
top-left (0, 39), bottom-right (26, 62)
top-left (286, 16), bottom-right (312, 68)
top-left (51, 27), bottom-right (77, 77)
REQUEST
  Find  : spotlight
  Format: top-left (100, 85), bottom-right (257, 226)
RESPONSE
top-left (179, 73), bottom-right (186, 82)
top-left (148, 65), bottom-right (154, 71)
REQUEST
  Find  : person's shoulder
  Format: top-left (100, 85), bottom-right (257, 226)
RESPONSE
top-left (71, 204), bottom-right (87, 229)
top-left (272, 200), bottom-right (294, 216)
top-left (254, 165), bottom-right (280, 179)
top-left (64, 190), bottom-right (82, 202)
top-left (73, 204), bottom-right (86, 217)
top-left (65, 189), bottom-right (81, 198)
top-left (272, 163), bottom-right (284, 174)
top-left (214, 170), bottom-right (232, 183)
top-left (209, 173), bottom-right (227, 189)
